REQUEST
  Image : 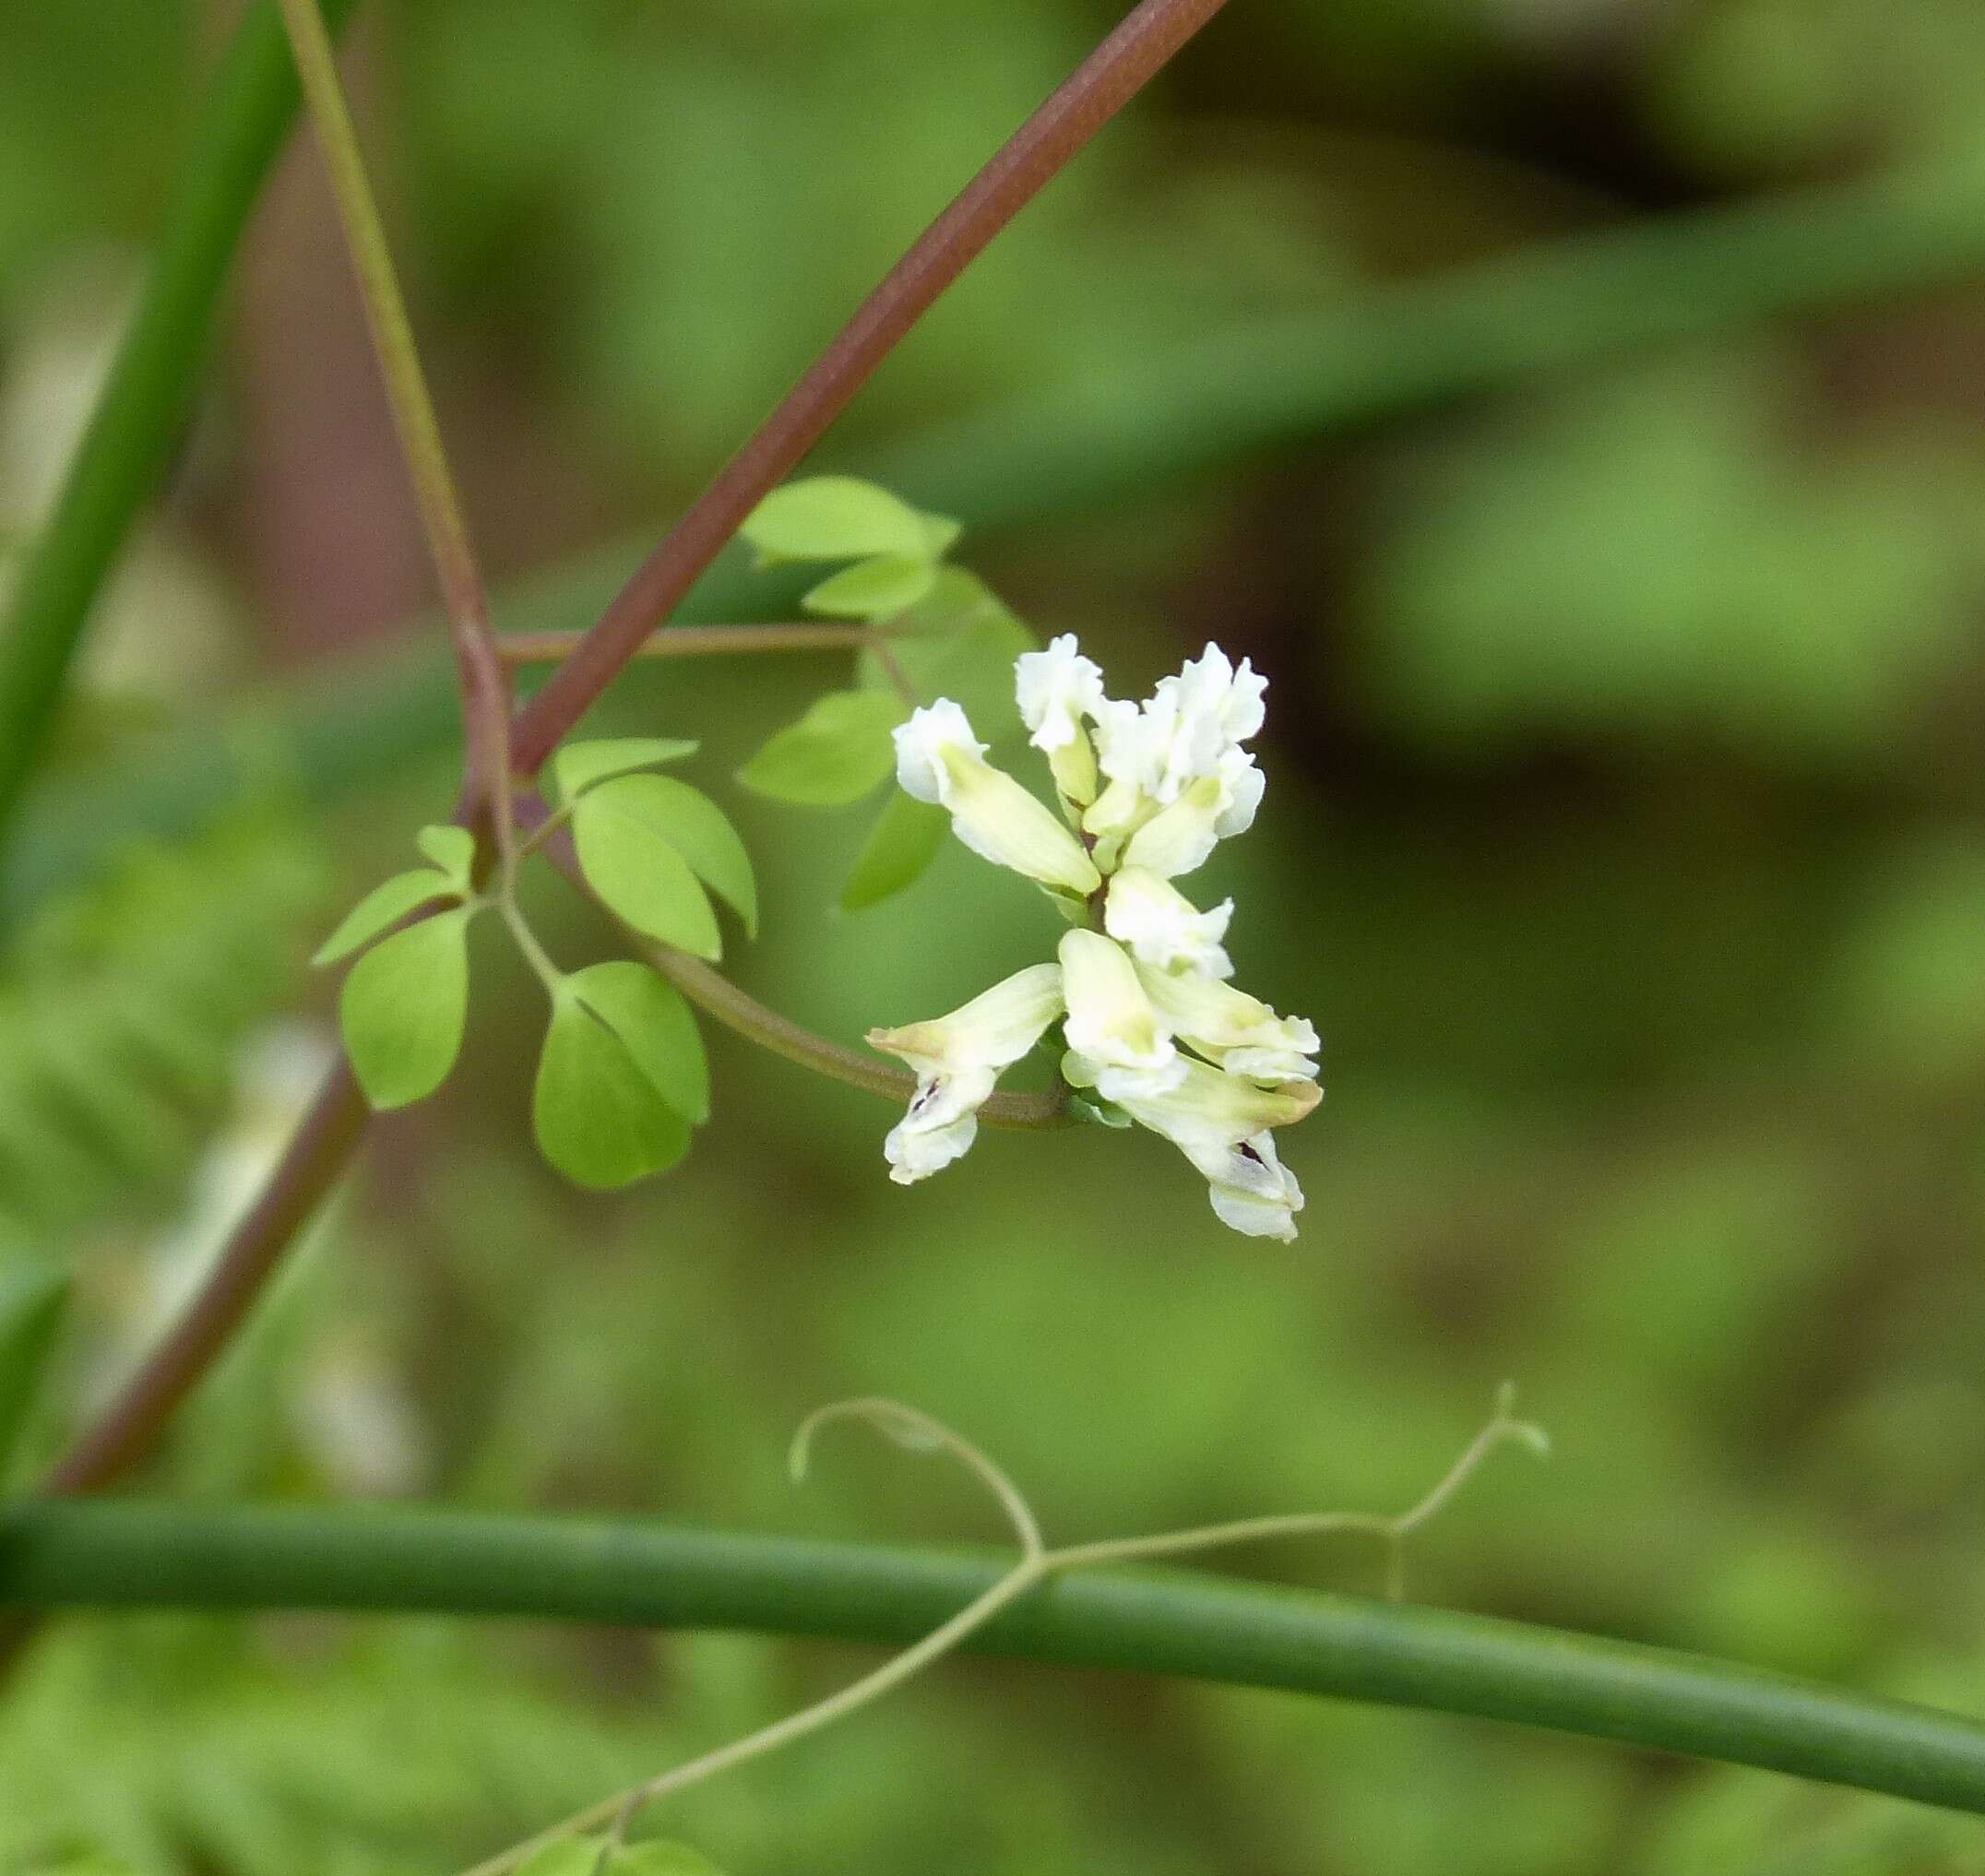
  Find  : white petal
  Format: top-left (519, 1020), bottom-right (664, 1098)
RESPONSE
top-left (1015, 635), bottom-right (1105, 754)
top-left (1135, 963), bottom-right (1319, 1081)
top-left (943, 757), bottom-right (1100, 895)
top-left (882, 1064), bottom-right (996, 1185)
top-left (893, 700), bottom-right (985, 805)
top-left (868, 963), bottom-right (1064, 1078)
top-left (1103, 867), bottom-right (1234, 978)
top-left (1058, 929), bottom-right (1179, 1083)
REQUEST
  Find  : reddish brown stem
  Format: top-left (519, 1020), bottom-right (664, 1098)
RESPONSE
top-left (27, 0), bottom-right (1228, 1538)
top-left (509, 0), bottom-right (1232, 777)
top-left (44, 1065), bottom-right (371, 1494)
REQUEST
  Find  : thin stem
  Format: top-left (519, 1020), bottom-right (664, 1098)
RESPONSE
top-left (43, 1070), bottom-right (371, 1495)
top-left (648, 945), bottom-right (1071, 1131)
top-left (0, 0), bottom-right (363, 850)
top-left (507, 0), bottom-right (1234, 779)
top-left (462, 1563), bottom-right (1050, 1876)
top-left (274, 0), bottom-right (515, 842)
top-left (15, 0), bottom-right (1206, 1571)
top-left (470, 1400), bottom-right (1055, 1876)
top-left (496, 623), bottom-right (893, 665)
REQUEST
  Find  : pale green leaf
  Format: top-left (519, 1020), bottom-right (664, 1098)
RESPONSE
top-left (919, 512), bottom-right (963, 559)
top-left (858, 567), bottom-right (1036, 735)
top-left (553, 736), bottom-right (701, 801)
top-left (603, 775), bottom-right (756, 936)
top-left (569, 959), bottom-right (709, 1125)
top-left (741, 475), bottom-right (932, 564)
top-left (339, 907), bottom-right (473, 1110)
top-left (840, 790), bottom-right (948, 912)
top-left (616, 1844), bottom-right (728, 1876)
top-left (534, 982), bottom-right (692, 1189)
top-left (514, 1842), bottom-right (607, 1876)
top-left (735, 690), bottom-right (905, 807)
top-left (802, 553), bottom-right (938, 621)
top-left (415, 825), bottom-right (476, 893)
top-left (516, 1843), bottom-right (723, 1876)
top-left (312, 870), bottom-right (458, 968)
top-left (0, 1260), bottom-right (68, 1475)
top-left (572, 781), bottom-right (722, 960)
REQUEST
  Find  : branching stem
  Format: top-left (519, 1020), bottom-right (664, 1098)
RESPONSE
top-left (274, 0), bottom-right (515, 844)
top-left (461, 1394), bottom-right (1539, 1876)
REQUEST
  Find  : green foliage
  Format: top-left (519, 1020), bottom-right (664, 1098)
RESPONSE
top-left (735, 503), bottom-right (1038, 910)
top-left (0, 1259), bottom-right (67, 1478)
top-left (552, 738), bottom-right (701, 803)
top-left (0, 812), bottom-right (326, 1241)
top-left (519, 1839), bottom-right (724, 1876)
top-left (801, 553), bottom-right (939, 620)
top-left (838, 791), bottom-right (949, 913)
top-left (339, 907), bottom-right (474, 1110)
top-left (855, 571), bottom-right (1034, 740)
top-left (740, 476), bottom-right (958, 622)
top-left (415, 824), bottom-right (477, 892)
top-left (740, 477), bottom-right (955, 569)
top-left (312, 868), bottom-right (459, 968)
top-left (571, 777), bottom-right (754, 962)
top-left (533, 968), bottom-right (695, 1190)
top-left (1368, 359), bottom-right (1985, 761)
top-left (737, 690), bottom-right (906, 808)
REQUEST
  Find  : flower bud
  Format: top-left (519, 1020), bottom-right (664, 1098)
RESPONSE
top-left (1058, 930), bottom-right (1180, 1090)
top-left (1081, 1056), bottom-right (1317, 1241)
top-left (893, 702), bottom-right (1100, 896)
top-left (868, 963), bottom-right (1064, 1185)
top-left (1135, 961), bottom-right (1318, 1081)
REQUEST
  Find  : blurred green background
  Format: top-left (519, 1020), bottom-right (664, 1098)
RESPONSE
top-left (4, 0), bottom-right (1985, 1870)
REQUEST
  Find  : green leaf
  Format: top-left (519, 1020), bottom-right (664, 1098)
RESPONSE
top-left (339, 907), bottom-right (473, 1110)
top-left (312, 870), bottom-right (458, 968)
top-left (802, 553), bottom-right (938, 621)
top-left (0, 1260), bottom-right (68, 1475)
top-left (569, 960), bottom-right (709, 1125)
top-left (534, 980), bottom-right (692, 1189)
top-left (516, 1843), bottom-right (723, 1876)
top-left (616, 1844), bottom-right (728, 1876)
top-left (572, 779), bottom-right (722, 960)
top-left (415, 825), bottom-right (476, 893)
top-left (735, 690), bottom-right (906, 807)
top-left (840, 790), bottom-right (948, 911)
top-left (514, 1844), bottom-right (607, 1876)
top-left (740, 475), bottom-right (934, 565)
top-left (858, 568), bottom-right (1036, 736)
top-left (610, 776), bottom-right (756, 936)
top-left (553, 736), bottom-right (701, 802)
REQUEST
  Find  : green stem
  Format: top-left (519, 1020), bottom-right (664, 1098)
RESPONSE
top-left (648, 946), bottom-right (1071, 1131)
top-left (497, 623), bottom-right (894, 664)
top-left (274, 0), bottom-right (515, 837)
top-left (0, 0), bottom-right (362, 849)
top-left (6, 1497), bottom-right (1984, 1816)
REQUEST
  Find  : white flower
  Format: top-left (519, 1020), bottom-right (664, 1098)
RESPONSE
top-left (1206, 1132), bottom-right (1305, 1242)
top-left (1067, 1053), bottom-right (1316, 1242)
top-left (892, 703), bottom-right (1100, 896)
top-left (1135, 961), bottom-right (1319, 1081)
top-left (869, 631), bottom-right (1317, 1240)
top-left (1212, 746), bottom-right (1265, 838)
top-left (868, 964), bottom-right (1064, 1184)
top-left (1016, 635), bottom-right (1104, 754)
top-left (1057, 929), bottom-right (1181, 1091)
top-left (1103, 867), bottom-right (1233, 978)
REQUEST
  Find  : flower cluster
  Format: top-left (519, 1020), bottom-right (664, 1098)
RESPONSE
top-left (868, 639), bottom-right (1320, 1241)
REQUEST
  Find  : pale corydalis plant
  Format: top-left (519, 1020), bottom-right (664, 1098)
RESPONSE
top-left (870, 638), bottom-right (1320, 1241)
